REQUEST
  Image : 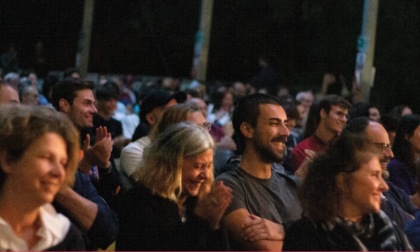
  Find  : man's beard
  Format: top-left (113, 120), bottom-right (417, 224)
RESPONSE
top-left (253, 132), bottom-right (287, 164)
top-left (380, 158), bottom-right (390, 180)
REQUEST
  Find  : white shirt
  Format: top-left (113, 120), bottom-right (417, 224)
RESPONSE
top-left (0, 204), bottom-right (71, 251)
top-left (120, 136), bottom-right (151, 176)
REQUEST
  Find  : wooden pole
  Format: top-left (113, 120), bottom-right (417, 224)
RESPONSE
top-left (355, 0), bottom-right (379, 102)
top-left (76, 0), bottom-right (95, 78)
top-left (195, 0), bottom-right (214, 83)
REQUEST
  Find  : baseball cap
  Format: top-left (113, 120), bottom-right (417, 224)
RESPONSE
top-left (140, 89), bottom-right (186, 122)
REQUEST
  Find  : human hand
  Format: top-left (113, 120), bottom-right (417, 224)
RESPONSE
top-left (195, 181), bottom-right (232, 230)
top-left (241, 214), bottom-right (285, 242)
top-left (82, 126), bottom-right (112, 171)
top-left (295, 149), bottom-right (316, 179)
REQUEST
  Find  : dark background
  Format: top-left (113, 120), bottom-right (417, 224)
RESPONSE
top-left (1, 0), bottom-right (419, 112)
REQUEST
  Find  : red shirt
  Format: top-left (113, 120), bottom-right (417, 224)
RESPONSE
top-left (291, 134), bottom-right (328, 172)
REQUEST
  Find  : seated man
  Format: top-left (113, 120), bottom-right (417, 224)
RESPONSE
top-left (51, 77), bottom-right (119, 249)
top-left (291, 95), bottom-right (351, 172)
top-left (216, 94), bottom-right (302, 251)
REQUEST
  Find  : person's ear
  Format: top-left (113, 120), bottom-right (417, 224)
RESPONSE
top-left (320, 109), bottom-right (328, 119)
top-left (0, 151), bottom-right (12, 174)
top-left (240, 122), bottom-right (254, 138)
top-left (145, 113), bottom-right (155, 125)
top-left (59, 98), bottom-right (71, 113)
top-left (336, 172), bottom-right (349, 194)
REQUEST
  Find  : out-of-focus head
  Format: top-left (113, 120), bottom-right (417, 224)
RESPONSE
top-left (280, 101), bottom-right (300, 130)
top-left (0, 105), bottom-right (80, 189)
top-left (232, 81), bottom-right (247, 98)
top-left (95, 81), bottom-right (120, 117)
top-left (380, 114), bottom-right (401, 146)
top-left (4, 72), bottom-right (20, 89)
top-left (150, 102), bottom-right (208, 140)
top-left (139, 89), bottom-right (187, 126)
top-left (188, 97), bottom-right (208, 118)
top-left (390, 105), bottom-right (413, 118)
top-left (393, 114), bottom-right (420, 166)
top-left (0, 81), bottom-right (19, 104)
top-left (133, 122), bottom-right (214, 201)
top-left (19, 82), bottom-right (39, 106)
top-left (63, 67), bottom-right (81, 79)
top-left (295, 91), bottom-right (314, 110)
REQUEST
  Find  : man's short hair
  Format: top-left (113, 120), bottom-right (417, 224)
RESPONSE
top-left (344, 116), bottom-right (371, 135)
top-left (51, 77), bottom-right (95, 111)
top-left (319, 94), bottom-right (351, 114)
top-left (96, 81), bottom-right (120, 101)
top-left (139, 89), bottom-right (186, 123)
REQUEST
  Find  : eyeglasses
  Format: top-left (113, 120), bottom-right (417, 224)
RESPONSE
top-left (202, 122), bottom-right (211, 131)
top-left (372, 142), bottom-right (392, 152)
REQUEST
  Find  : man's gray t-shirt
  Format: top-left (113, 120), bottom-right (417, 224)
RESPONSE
top-left (216, 165), bottom-right (302, 225)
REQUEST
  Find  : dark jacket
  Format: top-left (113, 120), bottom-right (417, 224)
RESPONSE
top-left (116, 184), bottom-right (228, 251)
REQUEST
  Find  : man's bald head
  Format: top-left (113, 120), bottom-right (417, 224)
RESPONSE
top-left (0, 81), bottom-right (20, 104)
top-left (344, 117), bottom-right (394, 178)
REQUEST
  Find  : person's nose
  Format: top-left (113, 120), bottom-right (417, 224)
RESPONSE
top-left (51, 161), bottom-right (66, 179)
top-left (280, 124), bottom-right (290, 137)
top-left (379, 176), bottom-right (389, 192)
top-left (384, 146), bottom-right (394, 159)
top-left (91, 103), bottom-right (98, 114)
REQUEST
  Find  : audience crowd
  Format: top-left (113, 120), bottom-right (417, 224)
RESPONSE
top-left (1, 60), bottom-right (420, 251)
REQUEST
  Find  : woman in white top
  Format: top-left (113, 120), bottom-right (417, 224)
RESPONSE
top-left (0, 105), bottom-right (85, 250)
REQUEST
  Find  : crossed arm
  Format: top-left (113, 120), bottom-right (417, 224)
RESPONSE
top-left (224, 208), bottom-right (285, 251)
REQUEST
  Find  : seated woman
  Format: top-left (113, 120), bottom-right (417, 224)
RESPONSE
top-left (116, 122), bottom-right (232, 251)
top-left (0, 105), bottom-right (85, 250)
top-left (283, 131), bottom-right (412, 251)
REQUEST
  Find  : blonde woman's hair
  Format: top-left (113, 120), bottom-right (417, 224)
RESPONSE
top-left (0, 105), bottom-right (80, 188)
top-left (132, 122), bottom-right (214, 202)
top-left (149, 102), bottom-right (202, 141)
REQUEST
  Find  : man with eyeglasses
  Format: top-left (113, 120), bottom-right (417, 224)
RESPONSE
top-left (291, 94), bottom-right (351, 173)
top-left (344, 117), bottom-right (418, 231)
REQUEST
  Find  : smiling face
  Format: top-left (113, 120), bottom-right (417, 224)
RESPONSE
top-left (365, 122), bottom-right (394, 174)
top-left (3, 133), bottom-right (67, 206)
top-left (338, 156), bottom-right (388, 222)
top-left (67, 89), bottom-right (97, 129)
top-left (323, 105), bottom-right (348, 134)
top-left (182, 148), bottom-right (213, 197)
top-left (252, 104), bottom-right (290, 163)
top-left (97, 98), bottom-right (117, 118)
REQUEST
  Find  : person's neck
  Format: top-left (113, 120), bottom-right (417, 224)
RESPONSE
top-left (0, 190), bottom-right (40, 235)
top-left (337, 200), bottom-right (363, 223)
top-left (314, 124), bottom-right (336, 144)
top-left (240, 147), bottom-right (272, 179)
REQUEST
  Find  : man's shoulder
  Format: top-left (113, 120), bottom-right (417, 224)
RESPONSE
top-left (122, 136), bottom-right (150, 152)
top-left (293, 136), bottom-right (312, 152)
top-left (216, 166), bottom-right (243, 182)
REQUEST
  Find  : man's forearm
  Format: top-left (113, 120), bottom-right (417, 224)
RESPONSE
top-left (55, 186), bottom-right (98, 232)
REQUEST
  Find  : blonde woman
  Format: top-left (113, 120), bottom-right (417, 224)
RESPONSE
top-left (0, 105), bottom-right (85, 250)
top-left (116, 122), bottom-right (231, 250)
